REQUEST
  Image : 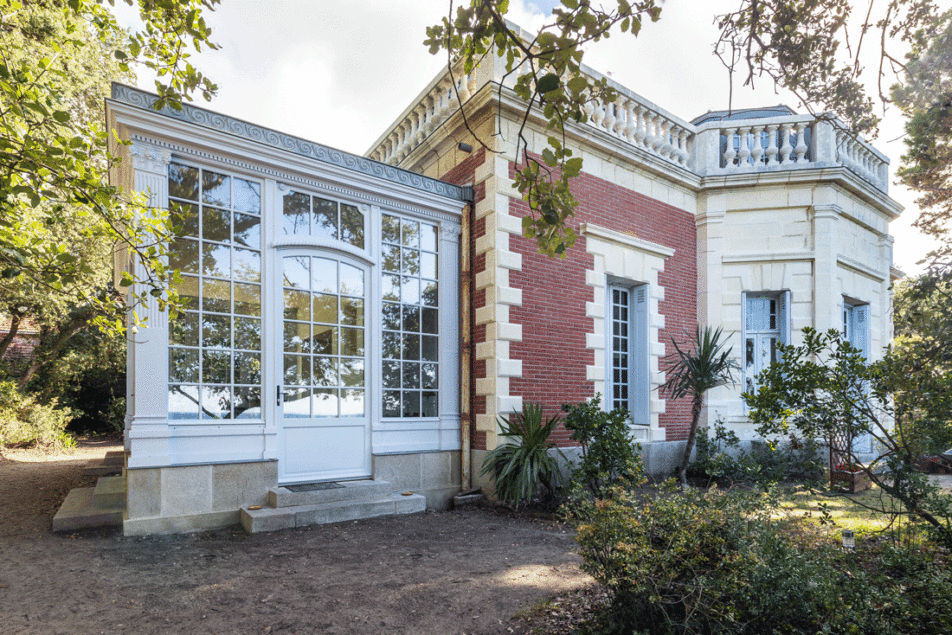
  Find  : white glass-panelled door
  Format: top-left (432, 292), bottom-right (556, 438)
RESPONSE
top-left (277, 251), bottom-right (371, 483)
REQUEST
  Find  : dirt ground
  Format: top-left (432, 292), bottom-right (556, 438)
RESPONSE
top-left (0, 439), bottom-right (593, 635)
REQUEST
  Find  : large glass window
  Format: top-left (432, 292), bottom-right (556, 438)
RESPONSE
top-left (282, 190), bottom-right (364, 249)
top-left (381, 213), bottom-right (439, 418)
top-left (282, 255), bottom-right (366, 418)
top-left (167, 163), bottom-right (262, 420)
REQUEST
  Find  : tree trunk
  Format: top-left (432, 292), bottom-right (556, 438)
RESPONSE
top-left (678, 395), bottom-right (704, 486)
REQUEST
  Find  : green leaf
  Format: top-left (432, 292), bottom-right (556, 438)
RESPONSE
top-left (537, 73), bottom-right (560, 93)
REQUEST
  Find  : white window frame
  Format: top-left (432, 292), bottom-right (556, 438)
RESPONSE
top-left (606, 281), bottom-right (649, 426)
top-left (741, 290), bottom-right (791, 396)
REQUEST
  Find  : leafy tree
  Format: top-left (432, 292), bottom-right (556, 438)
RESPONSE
top-left (745, 328), bottom-right (952, 547)
top-left (887, 271), bottom-right (952, 456)
top-left (893, 11), bottom-right (952, 271)
top-left (0, 0), bottom-right (219, 335)
top-left (660, 326), bottom-right (738, 486)
top-left (426, 1), bottom-right (949, 260)
top-left (425, 0), bottom-right (662, 257)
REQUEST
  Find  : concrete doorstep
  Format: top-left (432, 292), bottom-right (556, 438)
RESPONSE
top-left (241, 480), bottom-right (426, 534)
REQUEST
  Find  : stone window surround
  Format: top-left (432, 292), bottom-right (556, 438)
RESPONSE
top-left (581, 223), bottom-right (673, 442)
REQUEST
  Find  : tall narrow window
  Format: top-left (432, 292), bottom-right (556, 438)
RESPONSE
top-left (608, 284), bottom-right (648, 425)
top-left (743, 291), bottom-right (790, 394)
top-left (167, 163), bottom-right (262, 420)
top-left (381, 214), bottom-right (439, 418)
top-left (843, 301), bottom-right (869, 360)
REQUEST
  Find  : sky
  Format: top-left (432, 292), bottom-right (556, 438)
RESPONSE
top-left (114, 0), bottom-right (938, 276)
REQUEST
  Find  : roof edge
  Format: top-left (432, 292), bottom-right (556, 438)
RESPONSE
top-left (109, 83), bottom-right (473, 204)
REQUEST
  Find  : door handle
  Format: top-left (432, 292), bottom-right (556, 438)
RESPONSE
top-left (276, 385), bottom-right (284, 407)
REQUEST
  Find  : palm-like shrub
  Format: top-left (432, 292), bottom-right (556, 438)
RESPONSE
top-left (660, 326), bottom-right (737, 486)
top-left (480, 403), bottom-right (565, 508)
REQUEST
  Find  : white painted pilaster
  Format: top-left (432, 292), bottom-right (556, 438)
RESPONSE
top-left (126, 139), bottom-right (173, 468)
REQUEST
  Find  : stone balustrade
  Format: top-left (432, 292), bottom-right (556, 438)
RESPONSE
top-left (835, 128), bottom-right (890, 192)
top-left (369, 62), bottom-right (482, 166)
top-left (693, 115), bottom-right (889, 194)
top-left (366, 57), bottom-right (889, 195)
top-left (581, 89), bottom-right (693, 169)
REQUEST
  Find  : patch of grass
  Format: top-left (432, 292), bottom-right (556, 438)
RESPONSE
top-left (777, 483), bottom-right (929, 544)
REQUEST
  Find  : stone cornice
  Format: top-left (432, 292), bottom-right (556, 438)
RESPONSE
top-left (700, 166), bottom-right (902, 221)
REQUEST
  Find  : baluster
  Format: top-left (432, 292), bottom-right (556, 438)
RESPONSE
top-left (765, 125), bottom-right (779, 166)
top-left (723, 128), bottom-right (738, 169)
top-left (393, 121), bottom-right (406, 164)
top-left (582, 94), bottom-right (595, 122)
top-left (592, 97), bottom-right (606, 128)
top-left (795, 123), bottom-right (809, 163)
top-left (736, 126), bottom-right (751, 168)
top-left (457, 73), bottom-right (471, 102)
top-left (750, 125), bottom-right (765, 166)
top-left (602, 98), bottom-right (616, 132)
top-left (779, 124), bottom-right (793, 164)
top-left (436, 79), bottom-right (452, 123)
top-left (660, 120), bottom-right (673, 159)
top-left (678, 128), bottom-right (690, 165)
top-left (643, 112), bottom-right (656, 152)
top-left (466, 70), bottom-right (477, 98)
top-left (423, 95), bottom-right (436, 134)
top-left (614, 98), bottom-right (628, 137)
top-left (412, 107), bottom-right (425, 144)
top-left (633, 106), bottom-right (647, 148)
top-left (647, 114), bottom-right (661, 153)
top-left (623, 100), bottom-right (636, 142)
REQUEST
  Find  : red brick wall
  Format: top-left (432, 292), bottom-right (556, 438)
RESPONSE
top-left (506, 164), bottom-right (698, 444)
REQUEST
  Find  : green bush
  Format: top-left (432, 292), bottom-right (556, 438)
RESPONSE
top-left (562, 395), bottom-right (643, 500)
top-left (573, 483), bottom-right (952, 634)
top-left (33, 331), bottom-right (126, 435)
top-left (0, 380), bottom-right (75, 451)
top-left (480, 403), bottom-right (564, 508)
top-left (689, 419), bottom-right (824, 487)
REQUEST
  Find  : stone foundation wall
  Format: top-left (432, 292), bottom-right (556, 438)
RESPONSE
top-left (124, 460), bottom-right (277, 535)
top-left (373, 451), bottom-right (461, 511)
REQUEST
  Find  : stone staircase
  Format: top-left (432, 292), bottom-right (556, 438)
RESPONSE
top-left (52, 474), bottom-right (126, 532)
top-left (240, 480), bottom-right (426, 533)
top-left (82, 450), bottom-right (124, 477)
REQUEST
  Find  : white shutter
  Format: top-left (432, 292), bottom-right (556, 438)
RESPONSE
top-left (778, 290), bottom-right (791, 345)
top-left (855, 304), bottom-right (870, 361)
top-left (631, 285), bottom-right (649, 426)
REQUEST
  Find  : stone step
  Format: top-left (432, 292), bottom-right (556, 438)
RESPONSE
top-left (241, 492), bottom-right (426, 534)
top-left (93, 475), bottom-right (126, 507)
top-left (102, 451), bottom-right (125, 466)
top-left (268, 479), bottom-right (394, 508)
top-left (83, 459), bottom-right (122, 477)
top-left (52, 487), bottom-right (124, 532)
